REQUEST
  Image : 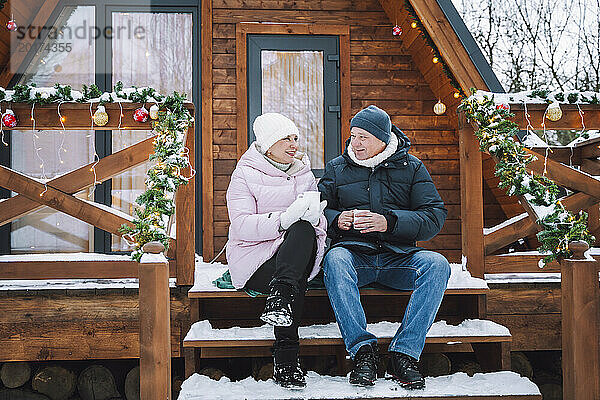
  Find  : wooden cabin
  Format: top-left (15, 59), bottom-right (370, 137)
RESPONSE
top-left (0, 0), bottom-right (598, 398)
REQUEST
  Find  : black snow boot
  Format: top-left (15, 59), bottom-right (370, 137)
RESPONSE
top-left (272, 343), bottom-right (306, 388)
top-left (349, 343), bottom-right (378, 386)
top-left (387, 352), bottom-right (425, 389)
top-left (260, 280), bottom-right (296, 327)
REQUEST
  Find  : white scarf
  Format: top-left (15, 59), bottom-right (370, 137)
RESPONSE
top-left (347, 132), bottom-right (399, 168)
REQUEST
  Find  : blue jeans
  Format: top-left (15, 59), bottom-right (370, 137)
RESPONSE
top-left (323, 247), bottom-right (450, 361)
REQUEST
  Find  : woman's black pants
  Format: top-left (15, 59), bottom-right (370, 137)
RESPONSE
top-left (244, 220), bottom-right (317, 346)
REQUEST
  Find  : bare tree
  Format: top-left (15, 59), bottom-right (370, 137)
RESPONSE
top-left (453, 0), bottom-right (598, 92)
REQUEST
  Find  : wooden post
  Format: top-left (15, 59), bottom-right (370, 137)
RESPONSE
top-left (459, 112), bottom-right (484, 278)
top-left (139, 242), bottom-right (171, 399)
top-left (561, 241), bottom-right (600, 400)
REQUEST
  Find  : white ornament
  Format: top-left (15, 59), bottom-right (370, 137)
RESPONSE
top-left (546, 101), bottom-right (562, 122)
top-left (433, 100), bottom-right (446, 115)
top-left (150, 104), bottom-right (160, 120)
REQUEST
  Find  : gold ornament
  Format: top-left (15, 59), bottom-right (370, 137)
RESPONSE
top-left (93, 105), bottom-right (109, 126)
top-left (545, 101), bottom-right (562, 122)
top-left (433, 100), bottom-right (446, 115)
top-left (150, 104), bottom-right (160, 120)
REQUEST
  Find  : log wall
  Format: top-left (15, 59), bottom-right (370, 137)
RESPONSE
top-left (208, 0), bottom-right (500, 263)
top-left (0, 289), bottom-right (190, 362)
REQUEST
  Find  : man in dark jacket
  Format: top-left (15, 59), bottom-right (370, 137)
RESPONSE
top-left (318, 105), bottom-right (450, 389)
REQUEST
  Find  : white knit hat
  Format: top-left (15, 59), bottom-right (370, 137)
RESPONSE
top-left (252, 113), bottom-right (300, 153)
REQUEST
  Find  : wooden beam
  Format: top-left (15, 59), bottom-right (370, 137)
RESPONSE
top-left (580, 142), bottom-right (600, 159)
top-left (484, 213), bottom-right (539, 255)
top-left (8, 103), bottom-right (185, 131)
top-left (485, 254), bottom-right (561, 274)
top-left (525, 148), bottom-right (600, 199)
top-left (484, 192), bottom-right (599, 256)
top-left (201, 0), bottom-right (215, 264)
top-left (0, 136), bottom-right (155, 226)
top-left (509, 104), bottom-right (600, 131)
top-left (235, 23), bottom-right (247, 159)
top-left (0, 259), bottom-right (177, 280)
top-left (0, 165), bottom-right (134, 237)
top-left (138, 247), bottom-right (171, 400)
top-left (459, 113), bottom-right (484, 278)
top-left (176, 123), bottom-right (196, 285)
top-left (340, 30), bottom-right (351, 148)
top-left (0, 0), bottom-right (61, 87)
top-left (561, 245), bottom-right (600, 399)
top-left (529, 146), bottom-right (582, 166)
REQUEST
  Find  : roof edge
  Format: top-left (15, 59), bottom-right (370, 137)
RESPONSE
top-left (435, 0), bottom-right (505, 93)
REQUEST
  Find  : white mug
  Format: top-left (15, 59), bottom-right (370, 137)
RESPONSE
top-left (300, 191), bottom-right (321, 211)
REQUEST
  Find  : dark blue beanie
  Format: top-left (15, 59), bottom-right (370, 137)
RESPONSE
top-left (350, 105), bottom-right (391, 144)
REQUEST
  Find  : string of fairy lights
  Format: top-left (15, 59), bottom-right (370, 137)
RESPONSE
top-left (0, 82), bottom-right (195, 260)
top-left (388, 0), bottom-right (465, 117)
top-left (459, 89), bottom-right (600, 264)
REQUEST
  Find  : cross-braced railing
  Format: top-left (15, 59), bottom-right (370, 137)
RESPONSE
top-left (0, 102), bottom-right (196, 285)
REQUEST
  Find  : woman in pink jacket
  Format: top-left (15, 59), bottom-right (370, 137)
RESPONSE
top-left (226, 113), bottom-right (327, 388)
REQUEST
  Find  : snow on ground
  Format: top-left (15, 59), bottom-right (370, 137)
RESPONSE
top-left (184, 319), bottom-right (510, 343)
top-left (178, 370), bottom-right (540, 399)
top-left (190, 258), bottom-right (488, 293)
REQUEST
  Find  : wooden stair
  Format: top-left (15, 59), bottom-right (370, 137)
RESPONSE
top-left (178, 370), bottom-right (541, 399)
top-left (180, 264), bottom-right (541, 399)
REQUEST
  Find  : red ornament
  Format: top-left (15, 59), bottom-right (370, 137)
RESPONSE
top-left (133, 107), bottom-right (149, 123)
top-left (2, 109), bottom-right (17, 128)
top-left (392, 25), bottom-right (402, 36)
top-left (6, 20), bottom-right (17, 32)
top-left (496, 103), bottom-right (510, 112)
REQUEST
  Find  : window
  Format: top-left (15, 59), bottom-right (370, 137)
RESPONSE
top-left (242, 28), bottom-right (349, 176)
top-left (1, 2), bottom-right (200, 255)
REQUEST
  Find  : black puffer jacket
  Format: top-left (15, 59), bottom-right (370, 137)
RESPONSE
top-left (318, 125), bottom-right (447, 255)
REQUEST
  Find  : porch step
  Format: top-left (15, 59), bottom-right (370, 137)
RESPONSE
top-left (188, 263), bottom-right (489, 298)
top-left (178, 370), bottom-right (541, 400)
top-left (183, 319), bottom-right (511, 359)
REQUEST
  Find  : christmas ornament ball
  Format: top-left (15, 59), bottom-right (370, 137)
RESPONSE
top-left (93, 105), bottom-right (109, 126)
top-left (392, 25), bottom-right (402, 36)
top-left (496, 103), bottom-right (510, 112)
top-left (546, 102), bottom-right (562, 122)
top-left (2, 109), bottom-right (17, 128)
top-left (6, 20), bottom-right (17, 32)
top-left (149, 104), bottom-right (160, 120)
top-left (133, 107), bottom-right (149, 123)
top-left (433, 100), bottom-right (446, 115)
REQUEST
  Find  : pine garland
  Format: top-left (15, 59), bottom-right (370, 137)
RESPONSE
top-left (404, 0), bottom-right (465, 96)
top-left (0, 82), bottom-right (193, 261)
top-left (458, 89), bottom-right (595, 264)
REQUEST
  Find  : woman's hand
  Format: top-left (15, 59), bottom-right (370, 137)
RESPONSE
top-left (280, 197), bottom-right (311, 230)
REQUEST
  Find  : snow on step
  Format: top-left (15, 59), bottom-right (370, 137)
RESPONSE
top-left (178, 371), bottom-right (540, 399)
top-left (184, 319), bottom-right (510, 343)
top-left (189, 261), bottom-right (488, 294)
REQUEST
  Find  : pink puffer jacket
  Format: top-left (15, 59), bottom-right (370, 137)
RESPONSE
top-left (226, 143), bottom-right (327, 289)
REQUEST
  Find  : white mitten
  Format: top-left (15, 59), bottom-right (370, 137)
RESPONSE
top-left (280, 197), bottom-right (310, 230)
top-left (301, 200), bottom-right (327, 226)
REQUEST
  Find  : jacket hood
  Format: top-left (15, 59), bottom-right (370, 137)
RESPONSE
top-left (237, 142), bottom-right (310, 177)
top-left (343, 125), bottom-right (411, 166)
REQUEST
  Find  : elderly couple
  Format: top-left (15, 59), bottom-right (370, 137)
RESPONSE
top-left (226, 106), bottom-right (450, 389)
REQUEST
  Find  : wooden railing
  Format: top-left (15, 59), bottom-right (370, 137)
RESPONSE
top-left (459, 104), bottom-right (600, 277)
top-left (0, 102), bottom-right (196, 285)
top-left (561, 241), bottom-right (600, 399)
top-left (139, 241), bottom-right (171, 399)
